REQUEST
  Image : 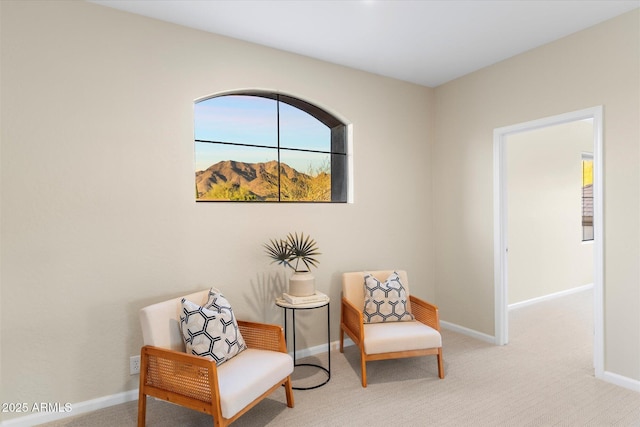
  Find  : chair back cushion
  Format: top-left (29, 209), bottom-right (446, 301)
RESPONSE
top-left (342, 270), bottom-right (411, 312)
top-left (140, 289), bottom-right (210, 351)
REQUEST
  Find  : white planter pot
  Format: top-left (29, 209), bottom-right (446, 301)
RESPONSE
top-left (288, 271), bottom-right (315, 296)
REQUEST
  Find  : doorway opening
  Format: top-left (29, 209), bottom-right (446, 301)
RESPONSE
top-left (493, 106), bottom-right (604, 379)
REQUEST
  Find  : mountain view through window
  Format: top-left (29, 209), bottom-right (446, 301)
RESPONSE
top-left (194, 93), bottom-right (346, 202)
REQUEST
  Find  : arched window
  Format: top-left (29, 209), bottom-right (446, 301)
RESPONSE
top-left (195, 91), bottom-right (348, 202)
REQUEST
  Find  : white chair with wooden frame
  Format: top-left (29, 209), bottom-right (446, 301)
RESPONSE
top-left (340, 270), bottom-right (444, 387)
top-left (138, 289), bottom-right (294, 427)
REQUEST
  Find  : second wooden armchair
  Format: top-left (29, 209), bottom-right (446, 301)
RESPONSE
top-left (340, 270), bottom-right (444, 387)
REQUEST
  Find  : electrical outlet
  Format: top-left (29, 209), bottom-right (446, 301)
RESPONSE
top-left (130, 355), bottom-right (140, 375)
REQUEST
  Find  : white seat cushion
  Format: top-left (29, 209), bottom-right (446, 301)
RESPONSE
top-left (363, 321), bottom-right (441, 354)
top-left (217, 348), bottom-right (293, 419)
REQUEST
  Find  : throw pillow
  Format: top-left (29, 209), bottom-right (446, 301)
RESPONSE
top-left (180, 292), bottom-right (246, 365)
top-left (203, 287), bottom-right (235, 314)
top-left (203, 288), bottom-right (247, 354)
top-left (363, 271), bottom-right (415, 323)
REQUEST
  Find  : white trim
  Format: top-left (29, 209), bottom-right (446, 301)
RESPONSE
top-left (334, 337), bottom-right (354, 350)
top-left (440, 321), bottom-right (497, 344)
top-left (347, 123), bottom-right (355, 204)
top-left (508, 283), bottom-right (593, 311)
top-left (290, 340), bottom-right (343, 359)
top-left (601, 370), bottom-right (640, 393)
top-left (591, 107), bottom-right (605, 379)
top-left (493, 106), bottom-right (604, 378)
top-left (0, 390), bottom-right (138, 427)
top-left (493, 127), bottom-right (509, 345)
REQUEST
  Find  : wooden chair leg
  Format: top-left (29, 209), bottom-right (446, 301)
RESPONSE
top-left (437, 348), bottom-right (445, 379)
top-left (213, 413), bottom-right (225, 427)
top-left (284, 377), bottom-right (294, 408)
top-left (360, 351), bottom-right (368, 388)
top-left (137, 354), bottom-right (147, 427)
top-left (339, 328), bottom-right (344, 353)
top-left (137, 393), bottom-right (146, 427)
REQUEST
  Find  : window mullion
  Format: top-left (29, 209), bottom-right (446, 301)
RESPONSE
top-left (277, 95), bottom-right (281, 201)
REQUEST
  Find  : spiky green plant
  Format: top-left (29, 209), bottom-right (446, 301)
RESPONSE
top-left (264, 232), bottom-right (321, 272)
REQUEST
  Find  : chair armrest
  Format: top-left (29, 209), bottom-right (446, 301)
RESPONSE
top-left (341, 297), bottom-right (364, 345)
top-left (140, 345), bottom-right (219, 405)
top-left (238, 320), bottom-right (287, 353)
top-left (410, 295), bottom-right (440, 331)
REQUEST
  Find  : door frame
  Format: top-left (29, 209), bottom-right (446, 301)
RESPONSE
top-left (493, 106), bottom-right (604, 378)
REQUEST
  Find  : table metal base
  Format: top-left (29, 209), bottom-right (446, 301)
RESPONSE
top-left (279, 301), bottom-right (331, 390)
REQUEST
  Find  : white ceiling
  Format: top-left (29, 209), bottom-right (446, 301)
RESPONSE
top-left (89, 0), bottom-right (639, 87)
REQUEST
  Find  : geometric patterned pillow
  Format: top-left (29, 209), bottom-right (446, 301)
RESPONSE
top-left (203, 288), bottom-right (246, 355)
top-left (363, 271), bottom-right (415, 324)
top-left (180, 292), bottom-right (246, 365)
top-left (203, 287), bottom-right (236, 315)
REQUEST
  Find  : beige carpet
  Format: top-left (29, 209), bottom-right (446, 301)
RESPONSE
top-left (41, 290), bottom-right (640, 426)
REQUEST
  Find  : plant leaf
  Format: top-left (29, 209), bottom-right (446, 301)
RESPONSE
top-left (286, 232), bottom-right (321, 271)
top-left (263, 238), bottom-right (293, 269)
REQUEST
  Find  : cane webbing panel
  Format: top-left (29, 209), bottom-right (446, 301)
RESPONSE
top-left (238, 321), bottom-right (284, 352)
top-left (409, 295), bottom-right (440, 330)
top-left (145, 351), bottom-right (213, 403)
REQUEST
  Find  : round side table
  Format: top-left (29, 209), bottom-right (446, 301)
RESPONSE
top-left (275, 297), bottom-right (331, 390)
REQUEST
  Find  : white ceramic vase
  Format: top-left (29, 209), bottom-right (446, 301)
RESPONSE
top-left (288, 271), bottom-right (315, 296)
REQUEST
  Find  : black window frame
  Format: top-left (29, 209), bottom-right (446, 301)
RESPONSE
top-left (195, 90), bottom-right (348, 203)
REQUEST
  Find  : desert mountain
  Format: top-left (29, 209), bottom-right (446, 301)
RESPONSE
top-left (196, 160), bottom-right (322, 200)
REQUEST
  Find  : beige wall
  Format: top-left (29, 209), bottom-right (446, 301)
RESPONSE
top-left (0, 1), bottom-right (435, 420)
top-left (506, 120), bottom-right (594, 304)
top-left (434, 9), bottom-right (639, 380)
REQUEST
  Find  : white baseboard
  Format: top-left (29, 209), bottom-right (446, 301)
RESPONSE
top-left (290, 337), bottom-right (352, 359)
top-left (0, 389), bottom-right (138, 427)
top-left (601, 370), bottom-right (640, 393)
top-left (338, 337), bottom-right (355, 350)
top-left (440, 320), bottom-right (497, 344)
top-left (508, 283), bottom-right (593, 311)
